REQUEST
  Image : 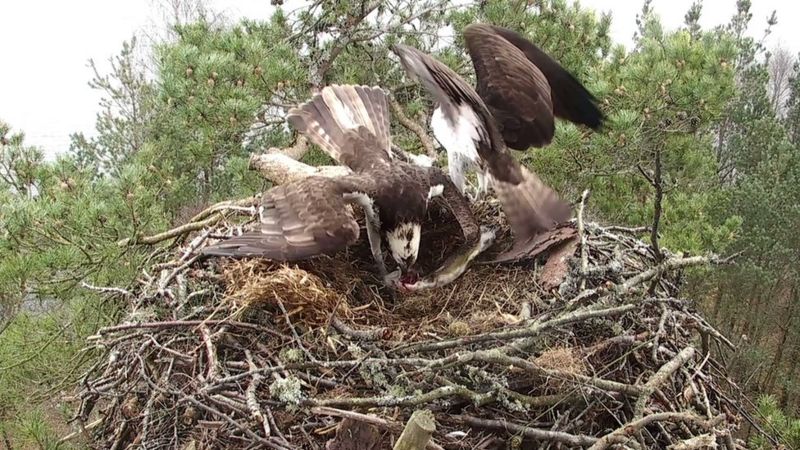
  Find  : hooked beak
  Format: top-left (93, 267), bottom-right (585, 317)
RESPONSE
top-left (398, 258), bottom-right (419, 285)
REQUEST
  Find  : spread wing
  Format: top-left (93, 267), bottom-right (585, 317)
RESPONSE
top-left (392, 43), bottom-right (573, 244)
top-left (391, 43), bottom-right (505, 174)
top-left (464, 23), bottom-right (555, 150)
top-left (287, 85), bottom-right (392, 174)
top-left (466, 23), bottom-right (603, 150)
top-left (201, 175), bottom-right (375, 260)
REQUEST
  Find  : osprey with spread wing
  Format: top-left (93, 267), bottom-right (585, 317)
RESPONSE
top-left (201, 85), bottom-right (482, 286)
top-left (392, 23), bottom-right (604, 258)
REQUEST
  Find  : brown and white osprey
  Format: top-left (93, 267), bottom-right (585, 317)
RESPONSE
top-left (201, 84), bottom-right (481, 285)
top-left (392, 23), bottom-right (603, 256)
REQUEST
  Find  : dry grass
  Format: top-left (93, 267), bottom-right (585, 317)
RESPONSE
top-left (534, 346), bottom-right (586, 375)
top-left (221, 260), bottom-right (348, 326)
top-left (212, 199), bottom-right (557, 343)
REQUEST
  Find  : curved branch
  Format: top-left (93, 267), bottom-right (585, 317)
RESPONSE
top-left (588, 412), bottom-right (725, 450)
top-left (390, 97), bottom-right (438, 159)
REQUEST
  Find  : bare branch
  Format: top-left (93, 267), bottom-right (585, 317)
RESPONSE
top-left (390, 96), bottom-right (439, 159)
top-left (457, 415), bottom-right (598, 447)
top-left (588, 412), bottom-right (724, 450)
top-left (249, 152), bottom-right (350, 185)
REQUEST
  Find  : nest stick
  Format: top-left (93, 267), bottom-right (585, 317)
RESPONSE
top-left (80, 282), bottom-right (134, 299)
top-left (312, 406), bottom-right (399, 430)
top-left (117, 214), bottom-right (231, 247)
top-left (634, 346), bottom-right (696, 418)
top-left (395, 302), bottom-right (641, 355)
top-left (331, 316), bottom-right (389, 341)
top-left (469, 350), bottom-right (643, 396)
top-left (615, 255), bottom-right (719, 294)
top-left (245, 350), bottom-right (270, 437)
top-left (456, 415), bottom-right (598, 447)
top-left (578, 189), bottom-right (590, 290)
top-left (652, 304), bottom-right (670, 362)
top-left (97, 319), bottom-right (280, 335)
top-left (587, 412), bottom-right (725, 450)
top-left (306, 385), bottom-right (491, 408)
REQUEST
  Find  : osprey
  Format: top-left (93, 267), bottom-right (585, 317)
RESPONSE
top-left (201, 84), bottom-right (481, 285)
top-left (391, 23), bottom-right (604, 256)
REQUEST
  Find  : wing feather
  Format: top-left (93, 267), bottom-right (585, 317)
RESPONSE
top-left (287, 85), bottom-right (391, 173)
top-left (393, 42), bottom-right (573, 244)
top-left (201, 175), bottom-right (375, 260)
top-left (467, 24), bottom-right (604, 149)
top-left (464, 23), bottom-right (556, 149)
top-left (391, 44), bottom-right (500, 165)
top-left (492, 165), bottom-right (572, 242)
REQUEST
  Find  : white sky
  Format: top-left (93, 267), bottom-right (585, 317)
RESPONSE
top-left (1, 0), bottom-right (797, 158)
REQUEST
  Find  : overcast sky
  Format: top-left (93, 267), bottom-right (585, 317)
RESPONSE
top-left (1, 0), bottom-right (797, 158)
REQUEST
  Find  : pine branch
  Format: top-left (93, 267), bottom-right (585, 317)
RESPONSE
top-left (390, 96), bottom-right (438, 159)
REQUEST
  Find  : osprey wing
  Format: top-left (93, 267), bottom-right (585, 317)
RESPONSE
top-left (201, 175), bottom-right (374, 260)
top-left (393, 43), bottom-right (573, 244)
top-left (492, 165), bottom-right (572, 245)
top-left (463, 23), bottom-right (555, 150)
top-left (471, 24), bottom-right (604, 145)
top-left (391, 44), bottom-right (504, 170)
top-left (287, 85), bottom-right (392, 174)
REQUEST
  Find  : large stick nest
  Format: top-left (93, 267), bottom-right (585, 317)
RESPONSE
top-left (70, 200), bottom-right (750, 449)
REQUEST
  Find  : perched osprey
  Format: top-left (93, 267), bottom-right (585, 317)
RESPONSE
top-left (391, 23), bottom-right (604, 256)
top-left (201, 85), bottom-right (480, 284)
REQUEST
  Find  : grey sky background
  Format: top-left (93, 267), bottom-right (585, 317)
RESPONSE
top-left (1, 0), bottom-right (797, 158)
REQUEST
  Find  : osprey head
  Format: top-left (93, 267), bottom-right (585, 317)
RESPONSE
top-left (386, 222), bottom-right (421, 279)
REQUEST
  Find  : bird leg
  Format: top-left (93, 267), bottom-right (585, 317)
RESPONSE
top-left (475, 171), bottom-right (490, 198)
top-left (449, 156), bottom-right (486, 202)
top-left (447, 154), bottom-right (469, 198)
top-left (363, 212), bottom-right (389, 282)
top-left (345, 193), bottom-right (391, 284)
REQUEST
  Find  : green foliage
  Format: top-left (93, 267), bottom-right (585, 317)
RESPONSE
top-left (0, 122), bottom-right (47, 198)
top-left (2, 0), bottom-right (800, 445)
top-left (148, 17), bottom-right (301, 211)
top-left (71, 37), bottom-right (156, 178)
top-left (1, 129), bottom-right (155, 445)
top-left (750, 395), bottom-right (800, 449)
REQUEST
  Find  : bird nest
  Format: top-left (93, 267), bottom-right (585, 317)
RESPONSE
top-left (68, 199), bottom-right (750, 449)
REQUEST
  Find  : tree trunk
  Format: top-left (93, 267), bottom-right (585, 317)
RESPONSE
top-left (751, 275), bottom-right (788, 346)
top-left (779, 340), bottom-right (800, 409)
top-left (710, 286), bottom-right (724, 324)
top-left (762, 286), bottom-right (797, 393)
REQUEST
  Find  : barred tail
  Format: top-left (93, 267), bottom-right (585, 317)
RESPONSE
top-left (286, 84), bottom-right (391, 165)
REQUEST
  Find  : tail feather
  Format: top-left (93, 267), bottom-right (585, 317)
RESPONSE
top-left (287, 85), bottom-right (392, 170)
